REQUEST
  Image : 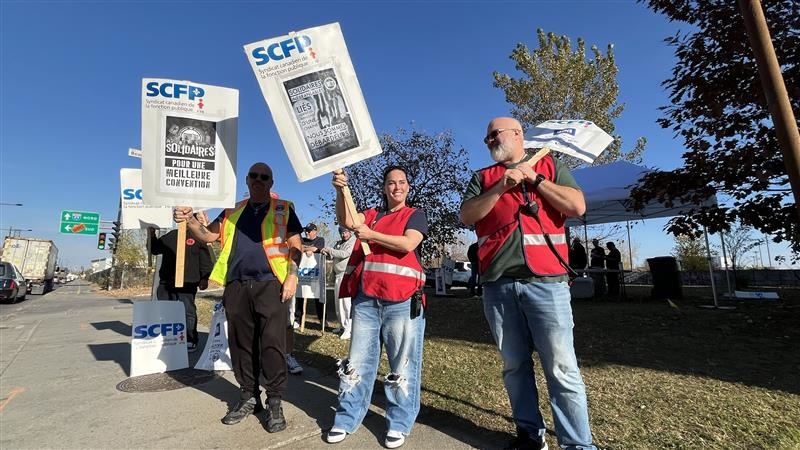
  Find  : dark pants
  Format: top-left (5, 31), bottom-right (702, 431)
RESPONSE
top-left (607, 270), bottom-right (620, 295)
top-left (156, 283), bottom-right (198, 345)
top-left (468, 268), bottom-right (482, 296)
top-left (223, 280), bottom-right (287, 400)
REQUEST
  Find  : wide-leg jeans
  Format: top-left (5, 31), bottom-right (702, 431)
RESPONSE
top-left (483, 278), bottom-right (595, 450)
top-left (332, 292), bottom-right (425, 436)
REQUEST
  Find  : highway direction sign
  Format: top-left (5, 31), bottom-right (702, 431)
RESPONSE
top-left (60, 210), bottom-right (100, 235)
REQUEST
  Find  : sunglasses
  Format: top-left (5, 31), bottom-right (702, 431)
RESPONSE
top-left (248, 172), bottom-right (271, 181)
top-left (483, 128), bottom-right (521, 144)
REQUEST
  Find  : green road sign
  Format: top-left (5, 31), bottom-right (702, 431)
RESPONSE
top-left (59, 210), bottom-right (100, 235)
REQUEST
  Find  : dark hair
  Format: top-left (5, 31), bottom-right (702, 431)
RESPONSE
top-left (381, 165), bottom-right (410, 211)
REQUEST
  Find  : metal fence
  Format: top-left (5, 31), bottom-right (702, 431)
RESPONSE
top-left (626, 269), bottom-right (800, 288)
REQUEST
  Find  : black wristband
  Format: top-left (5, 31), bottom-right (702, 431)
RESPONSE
top-left (532, 173), bottom-right (546, 189)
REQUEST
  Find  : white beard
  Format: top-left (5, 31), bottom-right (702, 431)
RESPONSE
top-left (490, 141), bottom-right (515, 163)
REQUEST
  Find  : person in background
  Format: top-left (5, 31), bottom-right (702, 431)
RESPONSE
top-left (173, 162), bottom-right (303, 434)
top-left (321, 226), bottom-right (356, 340)
top-left (301, 223), bottom-right (327, 329)
top-left (569, 237), bottom-right (587, 271)
top-left (149, 220), bottom-right (213, 353)
top-left (460, 117), bottom-right (596, 450)
top-left (467, 242), bottom-right (482, 297)
top-left (590, 239), bottom-right (607, 297)
top-left (325, 165), bottom-right (428, 449)
top-left (605, 241), bottom-right (622, 295)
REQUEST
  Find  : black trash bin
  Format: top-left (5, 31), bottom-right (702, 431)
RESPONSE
top-left (647, 256), bottom-right (683, 299)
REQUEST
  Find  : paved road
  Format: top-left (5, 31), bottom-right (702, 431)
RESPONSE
top-left (0, 282), bottom-right (499, 449)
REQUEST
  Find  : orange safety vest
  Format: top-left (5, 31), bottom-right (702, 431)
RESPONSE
top-left (209, 199), bottom-right (293, 285)
top-left (340, 207), bottom-right (426, 303)
top-left (475, 155), bottom-right (568, 277)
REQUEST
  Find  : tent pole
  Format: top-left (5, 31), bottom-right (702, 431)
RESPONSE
top-left (703, 227), bottom-right (719, 307)
top-left (583, 216), bottom-right (589, 250)
top-left (720, 232), bottom-right (733, 298)
top-left (626, 221), bottom-right (633, 270)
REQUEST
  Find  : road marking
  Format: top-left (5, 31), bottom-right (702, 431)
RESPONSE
top-left (0, 387), bottom-right (25, 413)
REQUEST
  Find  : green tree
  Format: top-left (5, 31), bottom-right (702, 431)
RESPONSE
top-left (631, 0), bottom-right (799, 257)
top-left (493, 28), bottom-right (645, 168)
top-left (672, 234), bottom-right (709, 271)
top-left (114, 229), bottom-right (147, 269)
top-left (319, 128), bottom-right (471, 264)
top-left (719, 224), bottom-right (759, 271)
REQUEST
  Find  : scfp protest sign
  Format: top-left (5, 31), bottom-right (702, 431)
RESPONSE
top-left (120, 168), bottom-right (173, 230)
top-left (140, 78), bottom-right (238, 208)
top-left (244, 22), bottom-right (382, 182)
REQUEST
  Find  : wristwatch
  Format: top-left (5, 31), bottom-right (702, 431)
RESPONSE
top-left (532, 173), bottom-right (546, 189)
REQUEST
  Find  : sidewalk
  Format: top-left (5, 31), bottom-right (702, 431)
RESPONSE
top-left (0, 285), bottom-right (498, 449)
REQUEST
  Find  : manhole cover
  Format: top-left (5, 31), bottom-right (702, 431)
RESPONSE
top-left (116, 368), bottom-right (224, 392)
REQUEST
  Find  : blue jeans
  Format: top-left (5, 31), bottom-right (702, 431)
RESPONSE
top-left (332, 292), bottom-right (426, 436)
top-left (483, 278), bottom-right (595, 450)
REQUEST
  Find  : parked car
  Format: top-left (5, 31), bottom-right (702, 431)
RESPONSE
top-left (451, 261), bottom-right (472, 286)
top-left (0, 261), bottom-right (28, 303)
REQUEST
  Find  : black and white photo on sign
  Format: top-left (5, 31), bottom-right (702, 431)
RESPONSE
top-left (160, 115), bottom-right (219, 194)
top-left (283, 67), bottom-right (359, 162)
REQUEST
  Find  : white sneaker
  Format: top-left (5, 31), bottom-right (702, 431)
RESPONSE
top-left (325, 428), bottom-right (347, 444)
top-left (339, 331), bottom-right (351, 340)
top-left (286, 354), bottom-right (303, 375)
top-left (292, 321), bottom-right (300, 329)
top-left (385, 430), bottom-right (405, 449)
top-left (187, 342), bottom-right (198, 353)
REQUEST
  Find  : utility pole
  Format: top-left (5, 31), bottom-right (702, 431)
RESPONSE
top-left (738, 0), bottom-right (800, 221)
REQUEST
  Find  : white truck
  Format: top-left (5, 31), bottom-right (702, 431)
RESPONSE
top-left (1, 237), bottom-right (59, 295)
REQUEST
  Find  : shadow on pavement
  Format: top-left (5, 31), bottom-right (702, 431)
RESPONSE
top-left (91, 320), bottom-right (131, 336)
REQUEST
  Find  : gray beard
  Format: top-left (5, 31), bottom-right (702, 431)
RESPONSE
top-left (490, 141), bottom-right (515, 163)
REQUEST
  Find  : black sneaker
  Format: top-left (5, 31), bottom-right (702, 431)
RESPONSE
top-left (504, 433), bottom-right (548, 450)
top-left (266, 399), bottom-right (287, 433)
top-left (221, 398), bottom-right (261, 425)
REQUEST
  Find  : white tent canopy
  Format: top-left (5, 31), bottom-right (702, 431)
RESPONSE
top-left (566, 160), bottom-right (716, 227)
top-left (565, 161), bottom-right (730, 306)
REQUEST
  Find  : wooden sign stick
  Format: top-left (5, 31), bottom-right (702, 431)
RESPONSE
top-left (175, 221), bottom-right (186, 288)
top-left (335, 169), bottom-right (371, 255)
top-left (505, 147), bottom-right (551, 187)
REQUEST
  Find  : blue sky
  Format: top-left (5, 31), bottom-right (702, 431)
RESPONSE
top-left (0, 1), bottom-right (790, 269)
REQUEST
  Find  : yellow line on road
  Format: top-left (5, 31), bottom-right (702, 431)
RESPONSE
top-left (0, 387), bottom-right (26, 413)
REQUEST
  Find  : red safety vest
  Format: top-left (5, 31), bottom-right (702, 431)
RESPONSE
top-left (475, 155), bottom-right (568, 277)
top-left (340, 207), bottom-right (426, 303)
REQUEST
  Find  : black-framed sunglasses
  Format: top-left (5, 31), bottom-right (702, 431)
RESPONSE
top-left (483, 128), bottom-right (521, 144)
top-left (248, 172), bottom-right (271, 181)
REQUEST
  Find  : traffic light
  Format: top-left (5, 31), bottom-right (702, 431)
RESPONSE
top-left (111, 221), bottom-right (121, 243)
top-left (97, 232), bottom-right (106, 250)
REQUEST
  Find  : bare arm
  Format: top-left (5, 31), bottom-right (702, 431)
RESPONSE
top-left (353, 225), bottom-right (424, 254)
top-left (333, 172), bottom-right (365, 228)
top-left (174, 206), bottom-right (221, 243)
top-left (281, 232), bottom-right (303, 302)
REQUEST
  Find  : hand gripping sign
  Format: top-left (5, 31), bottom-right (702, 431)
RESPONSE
top-left (244, 22), bottom-right (380, 253)
top-left (140, 78), bottom-right (239, 286)
top-left (507, 120), bottom-right (614, 186)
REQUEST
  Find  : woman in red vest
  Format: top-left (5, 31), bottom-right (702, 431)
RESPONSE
top-left (325, 166), bottom-right (428, 449)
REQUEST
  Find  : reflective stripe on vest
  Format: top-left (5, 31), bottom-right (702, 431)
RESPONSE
top-left (363, 261), bottom-right (426, 282)
top-left (523, 233), bottom-right (566, 246)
